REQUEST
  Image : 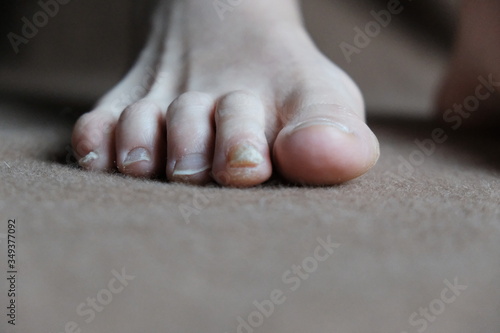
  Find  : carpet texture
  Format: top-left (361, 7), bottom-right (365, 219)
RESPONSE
top-left (0, 99), bottom-right (499, 333)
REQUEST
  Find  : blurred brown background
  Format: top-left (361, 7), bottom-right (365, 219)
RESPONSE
top-left (0, 0), bottom-right (155, 102)
top-left (0, 0), bottom-right (458, 114)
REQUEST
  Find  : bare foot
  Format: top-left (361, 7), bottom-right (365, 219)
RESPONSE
top-left (437, 0), bottom-right (500, 130)
top-left (72, 0), bottom-right (379, 187)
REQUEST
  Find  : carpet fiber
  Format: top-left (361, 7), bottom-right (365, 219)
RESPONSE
top-left (0, 98), bottom-right (499, 333)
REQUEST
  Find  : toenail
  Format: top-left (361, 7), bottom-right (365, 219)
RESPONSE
top-left (123, 148), bottom-right (151, 166)
top-left (172, 153), bottom-right (211, 176)
top-left (292, 119), bottom-right (352, 134)
top-left (228, 143), bottom-right (264, 168)
top-left (79, 151), bottom-right (99, 166)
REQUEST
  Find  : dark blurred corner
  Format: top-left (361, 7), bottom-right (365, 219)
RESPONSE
top-left (0, 0), bottom-right (457, 108)
top-left (372, 0), bottom-right (458, 50)
top-left (0, 0), bottom-right (156, 105)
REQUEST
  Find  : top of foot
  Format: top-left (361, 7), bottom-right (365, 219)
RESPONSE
top-left (71, 0), bottom-right (380, 187)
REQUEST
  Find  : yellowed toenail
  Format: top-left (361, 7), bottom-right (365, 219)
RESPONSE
top-left (79, 151), bottom-right (98, 166)
top-left (229, 143), bottom-right (264, 168)
top-left (293, 119), bottom-right (352, 134)
top-left (173, 154), bottom-right (210, 177)
top-left (123, 148), bottom-right (151, 166)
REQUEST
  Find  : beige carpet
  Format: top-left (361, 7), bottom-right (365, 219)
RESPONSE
top-left (0, 97), bottom-right (499, 333)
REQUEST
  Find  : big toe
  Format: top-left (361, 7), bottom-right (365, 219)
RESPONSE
top-left (274, 107), bottom-right (379, 185)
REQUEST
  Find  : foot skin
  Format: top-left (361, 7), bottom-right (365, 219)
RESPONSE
top-left (437, 0), bottom-right (500, 129)
top-left (72, 0), bottom-right (379, 187)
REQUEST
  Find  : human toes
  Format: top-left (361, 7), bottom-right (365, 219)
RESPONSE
top-left (114, 100), bottom-right (166, 178)
top-left (211, 91), bottom-right (273, 187)
top-left (274, 103), bottom-right (379, 185)
top-left (72, 110), bottom-right (118, 171)
top-left (166, 92), bottom-right (215, 185)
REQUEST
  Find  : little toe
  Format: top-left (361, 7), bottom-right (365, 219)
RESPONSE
top-left (212, 91), bottom-right (273, 187)
top-left (274, 104), bottom-right (379, 185)
top-left (166, 92), bottom-right (216, 185)
top-left (115, 100), bottom-right (166, 178)
top-left (72, 110), bottom-right (118, 171)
